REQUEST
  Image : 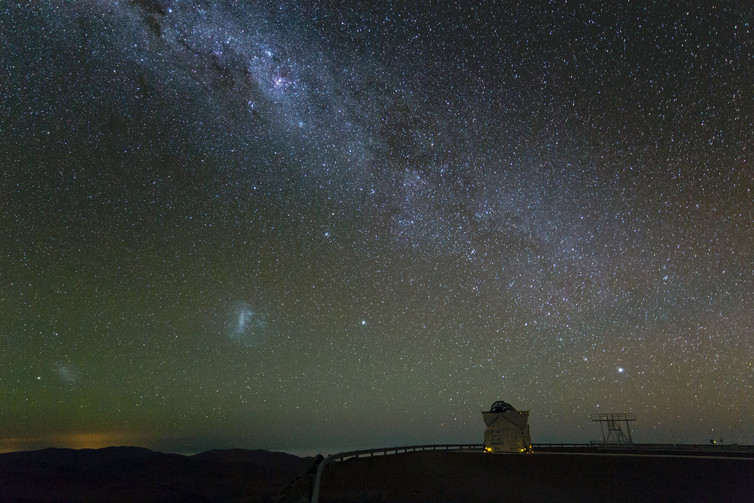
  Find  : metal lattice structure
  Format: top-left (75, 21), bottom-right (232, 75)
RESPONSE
top-left (591, 413), bottom-right (636, 445)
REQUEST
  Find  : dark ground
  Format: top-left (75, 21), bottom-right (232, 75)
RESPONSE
top-left (1, 447), bottom-right (753, 502)
top-left (317, 450), bottom-right (754, 503)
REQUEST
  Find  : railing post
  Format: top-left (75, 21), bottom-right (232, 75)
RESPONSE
top-left (311, 455), bottom-right (330, 503)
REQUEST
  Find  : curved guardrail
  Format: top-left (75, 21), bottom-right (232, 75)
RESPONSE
top-left (311, 443), bottom-right (483, 503)
top-left (309, 442), bottom-right (754, 501)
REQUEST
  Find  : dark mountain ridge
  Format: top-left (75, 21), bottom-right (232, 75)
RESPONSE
top-left (0, 446), bottom-right (313, 502)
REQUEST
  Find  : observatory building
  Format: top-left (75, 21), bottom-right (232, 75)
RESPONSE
top-left (482, 400), bottom-right (532, 453)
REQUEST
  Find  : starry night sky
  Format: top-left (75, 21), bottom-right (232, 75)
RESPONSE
top-left (1, 1), bottom-right (752, 455)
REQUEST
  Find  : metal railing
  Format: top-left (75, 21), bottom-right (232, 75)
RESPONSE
top-left (326, 443), bottom-right (483, 462)
top-left (311, 444), bottom-right (482, 503)
top-left (534, 443), bottom-right (592, 448)
top-left (536, 443), bottom-right (754, 452)
top-left (310, 442), bottom-right (754, 501)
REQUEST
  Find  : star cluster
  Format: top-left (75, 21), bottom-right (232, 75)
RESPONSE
top-left (1, 0), bottom-right (751, 454)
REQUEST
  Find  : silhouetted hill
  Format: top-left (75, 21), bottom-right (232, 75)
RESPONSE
top-left (0, 446), bottom-right (312, 502)
top-left (192, 448), bottom-right (306, 470)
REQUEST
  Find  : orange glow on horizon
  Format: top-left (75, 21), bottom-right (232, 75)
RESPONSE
top-left (0, 432), bottom-right (145, 453)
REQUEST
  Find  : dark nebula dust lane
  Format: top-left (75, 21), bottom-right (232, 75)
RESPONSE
top-left (1, 1), bottom-right (751, 454)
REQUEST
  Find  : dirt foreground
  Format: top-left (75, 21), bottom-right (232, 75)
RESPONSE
top-left (317, 450), bottom-right (754, 503)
